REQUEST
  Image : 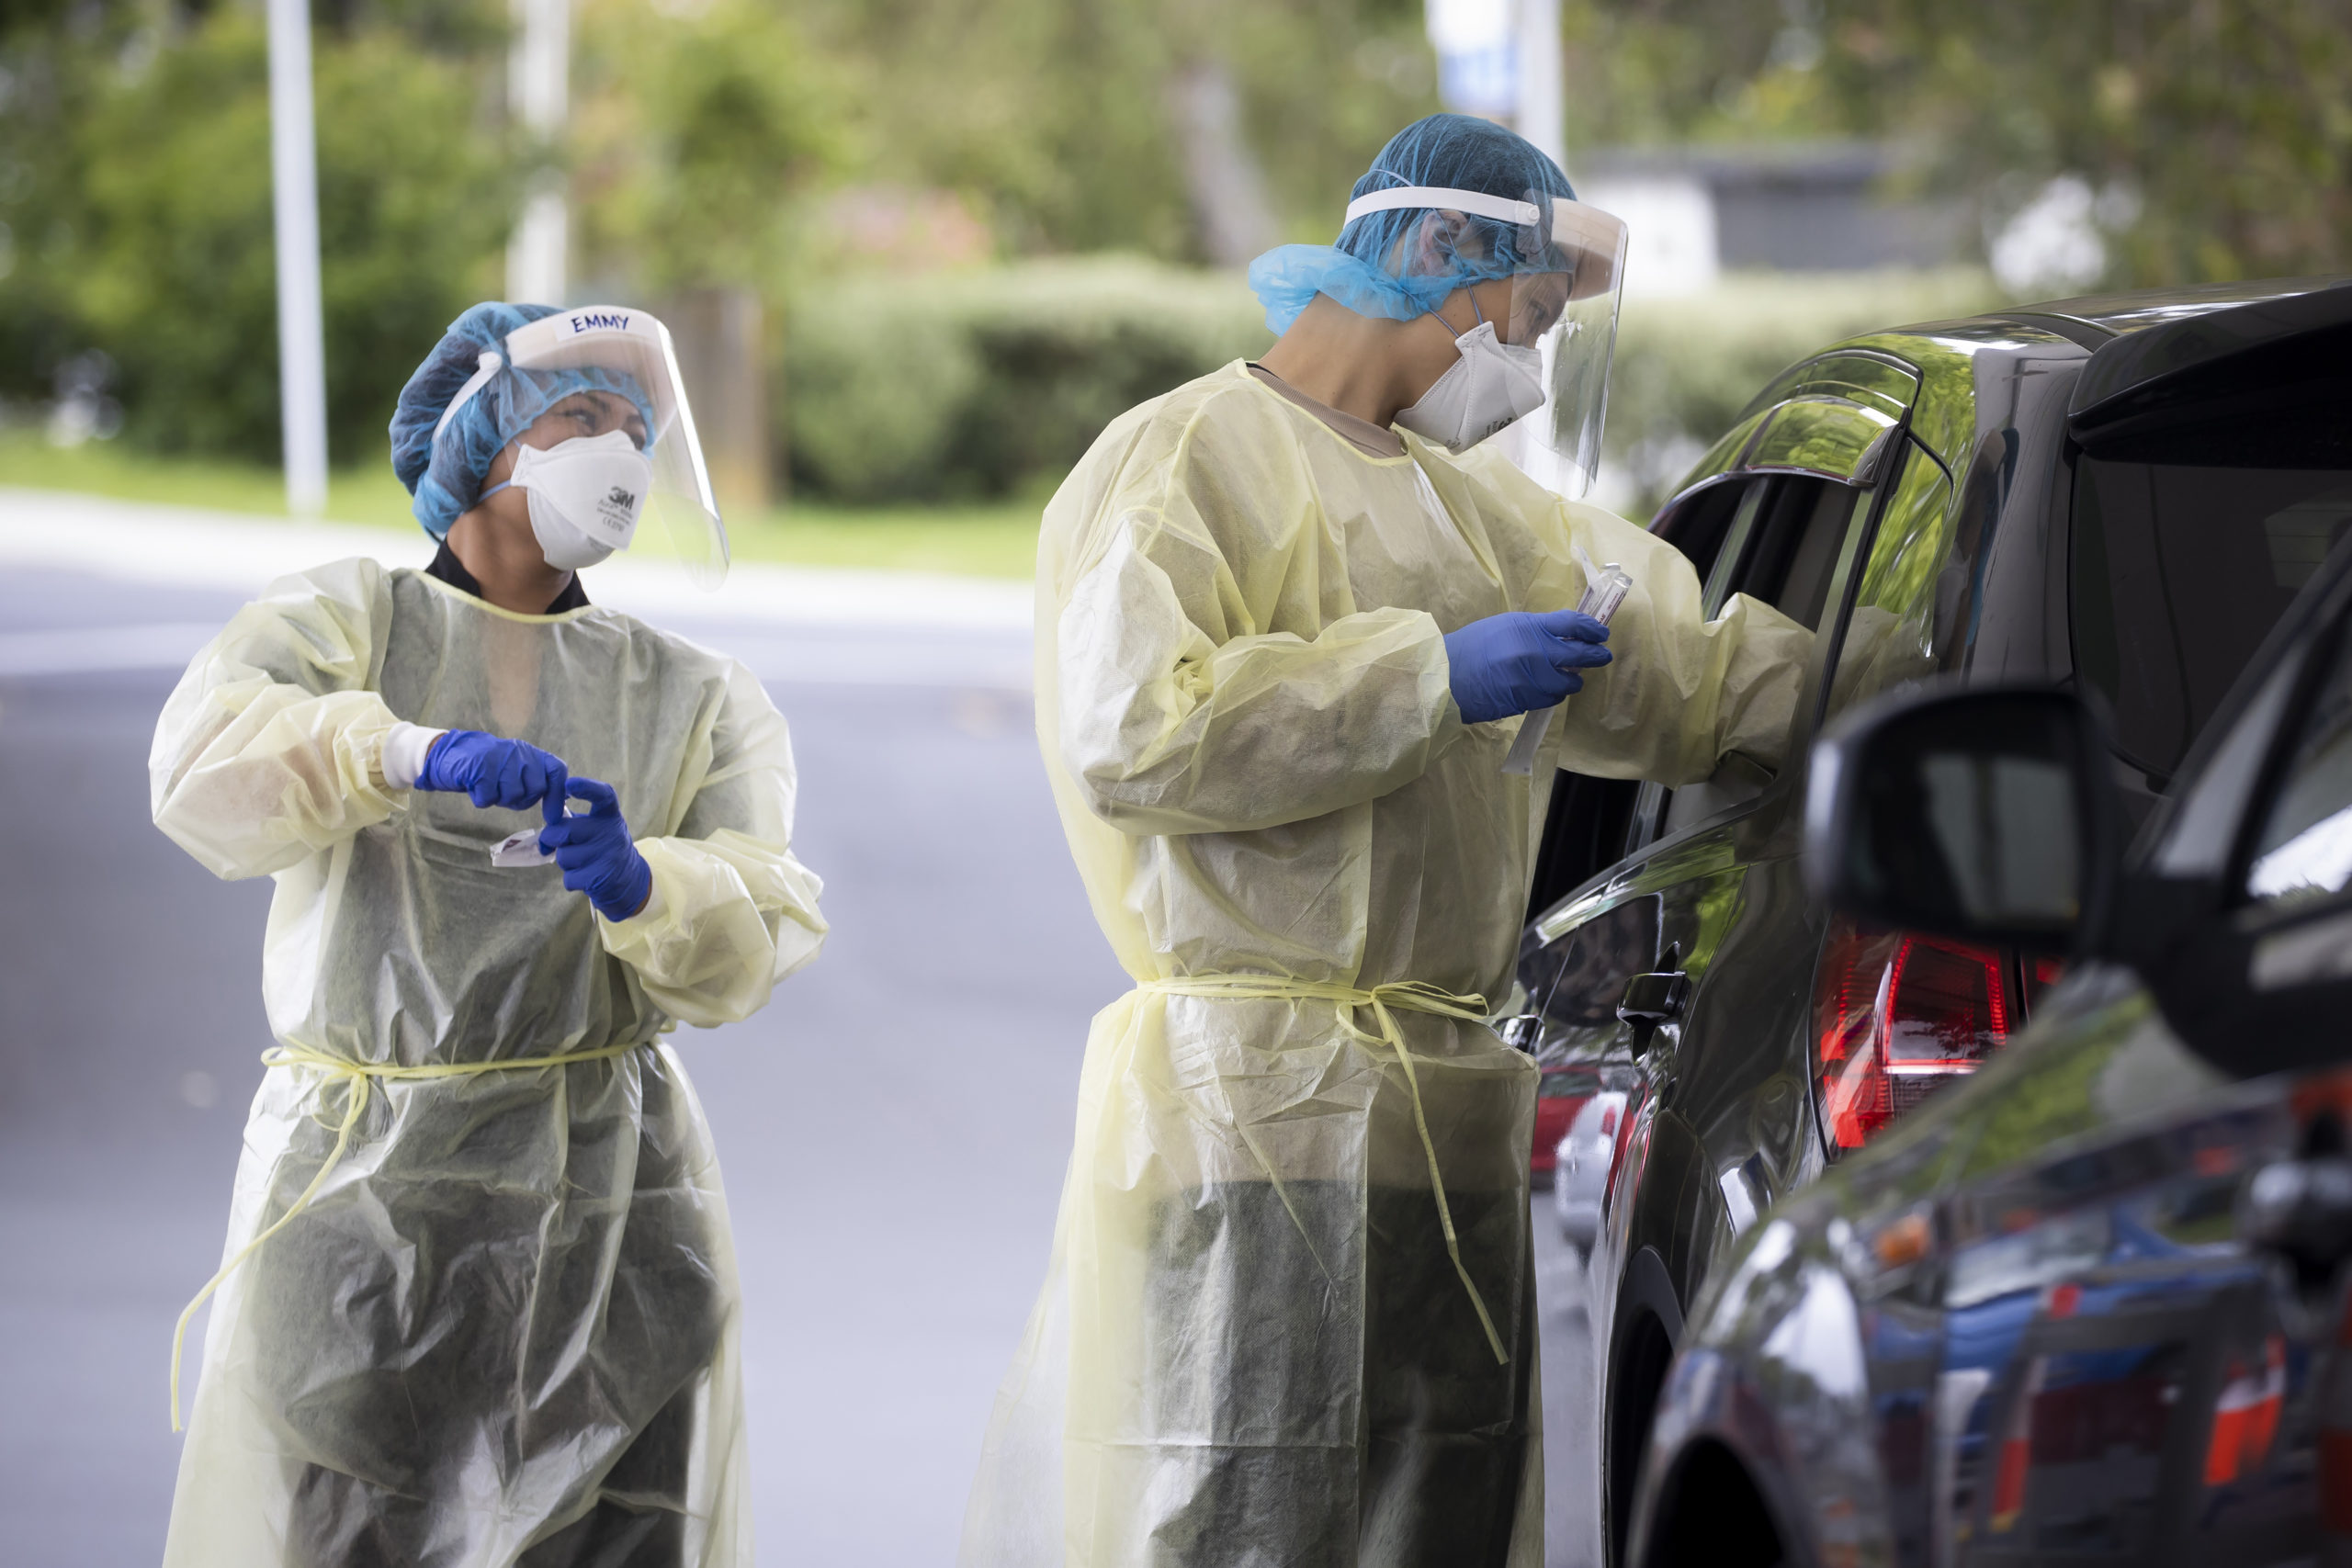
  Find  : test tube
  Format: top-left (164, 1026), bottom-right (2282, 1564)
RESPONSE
top-left (1501, 557), bottom-right (1632, 776)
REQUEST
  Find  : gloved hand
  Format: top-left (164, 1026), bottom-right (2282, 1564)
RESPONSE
top-left (415, 730), bottom-right (571, 816)
top-left (1442, 609), bottom-right (1612, 725)
top-left (539, 777), bottom-right (653, 921)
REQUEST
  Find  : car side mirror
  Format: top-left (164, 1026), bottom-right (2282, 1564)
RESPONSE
top-left (1803, 682), bottom-right (2123, 953)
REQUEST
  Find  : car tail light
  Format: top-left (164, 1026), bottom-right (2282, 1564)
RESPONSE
top-left (1813, 917), bottom-right (2014, 1154)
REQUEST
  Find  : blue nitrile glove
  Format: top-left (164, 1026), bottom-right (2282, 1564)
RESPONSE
top-left (1442, 609), bottom-right (1612, 725)
top-left (416, 730), bottom-right (571, 815)
top-left (539, 777), bottom-right (653, 921)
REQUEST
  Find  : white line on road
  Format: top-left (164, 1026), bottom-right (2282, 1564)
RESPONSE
top-left (0, 623), bottom-right (221, 677)
top-left (0, 620), bottom-right (1033, 691)
top-left (0, 487), bottom-right (1034, 632)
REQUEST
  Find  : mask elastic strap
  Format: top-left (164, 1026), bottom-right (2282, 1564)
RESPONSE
top-left (1422, 286), bottom-right (1489, 342)
top-left (476, 479), bottom-right (514, 502)
top-left (433, 351), bottom-right (505, 443)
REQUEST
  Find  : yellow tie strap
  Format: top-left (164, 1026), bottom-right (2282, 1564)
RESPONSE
top-left (168, 1038), bottom-right (650, 1433)
top-left (1136, 975), bottom-right (1510, 1366)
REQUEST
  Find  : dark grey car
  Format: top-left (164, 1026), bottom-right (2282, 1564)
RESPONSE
top-left (1503, 277), bottom-right (2352, 1560)
top-left (1623, 524), bottom-right (2352, 1567)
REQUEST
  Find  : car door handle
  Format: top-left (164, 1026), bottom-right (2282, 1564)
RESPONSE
top-left (1617, 971), bottom-right (1689, 1027)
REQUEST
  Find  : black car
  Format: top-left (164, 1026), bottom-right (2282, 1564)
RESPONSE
top-left (1625, 522), bottom-right (2352, 1568)
top-left (1501, 276), bottom-right (2352, 1560)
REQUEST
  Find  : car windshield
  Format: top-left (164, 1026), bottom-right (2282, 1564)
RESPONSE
top-left (2072, 396), bottom-right (2352, 783)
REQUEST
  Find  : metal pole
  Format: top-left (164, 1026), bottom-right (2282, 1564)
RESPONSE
top-left (1515, 0), bottom-right (1564, 170)
top-left (1513, 0), bottom-right (1570, 493)
top-left (266, 0), bottom-right (328, 516)
top-left (506, 0), bottom-right (570, 304)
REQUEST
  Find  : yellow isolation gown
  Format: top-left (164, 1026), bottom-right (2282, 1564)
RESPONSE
top-left (961, 361), bottom-right (1809, 1568)
top-left (150, 559), bottom-right (826, 1568)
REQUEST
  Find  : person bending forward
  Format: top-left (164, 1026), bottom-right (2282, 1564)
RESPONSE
top-left (961, 116), bottom-right (1810, 1568)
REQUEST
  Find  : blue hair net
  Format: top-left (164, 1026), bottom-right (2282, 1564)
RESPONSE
top-left (390, 301), bottom-right (660, 538)
top-left (1248, 113), bottom-right (1578, 335)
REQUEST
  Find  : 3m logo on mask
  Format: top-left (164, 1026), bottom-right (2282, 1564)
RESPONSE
top-left (570, 311), bottom-right (630, 333)
top-left (598, 486), bottom-right (639, 525)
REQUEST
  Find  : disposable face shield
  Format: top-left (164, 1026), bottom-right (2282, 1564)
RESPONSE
top-left (435, 307), bottom-right (730, 589)
top-left (1344, 186), bottom-right (1628, 494)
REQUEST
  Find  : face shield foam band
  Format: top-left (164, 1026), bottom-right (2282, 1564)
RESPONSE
top-left (433, 352), bottom-right (506, 443)
top-left (1343, 186), bottom-right (1544, 228)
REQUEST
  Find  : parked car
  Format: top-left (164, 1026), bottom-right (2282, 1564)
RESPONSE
top-left (1554, 1089), bottom-right (1633, 1254)
top-left (1500, 277), bottom-right (2352, 1561)
top-left (1533, 1057), bottom-right (1604, 1179)
top-left (1623, 524), bottom-right (2352, 1567)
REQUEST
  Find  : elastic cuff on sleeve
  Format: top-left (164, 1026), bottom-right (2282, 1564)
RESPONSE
top-left (379, 723), bottom-right (447, 790)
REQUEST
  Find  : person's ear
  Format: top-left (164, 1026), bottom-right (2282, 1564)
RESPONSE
top-left (1409, 211), bottom-right (1475, 276)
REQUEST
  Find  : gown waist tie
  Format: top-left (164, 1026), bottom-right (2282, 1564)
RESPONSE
top-left (1134, 976), bottom-right (1509, 1365)
top-left (168, 1038), bottom-right (654, 1431)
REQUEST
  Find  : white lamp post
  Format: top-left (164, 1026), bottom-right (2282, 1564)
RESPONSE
top-left (266, 0), bottom-right (328, 516)
top-left (507, 0), bottom-right (570, 304)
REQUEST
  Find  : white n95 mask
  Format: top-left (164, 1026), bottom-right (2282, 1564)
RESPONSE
top-left (494, 431), bottom-right (653, 570)
top-left (1394, 320), bottom-right (1546, 454)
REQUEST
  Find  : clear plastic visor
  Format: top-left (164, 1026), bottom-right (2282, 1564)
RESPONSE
top-left (1506, 199), bottom-right (1626, 498)
top-left (1375, 192), bottom-right (1628, 495)
top-left (500, 308), bottom-right (730, 589)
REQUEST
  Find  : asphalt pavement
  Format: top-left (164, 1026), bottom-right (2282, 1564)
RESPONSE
top-left (0, 491), bottom-right (1599, 1568)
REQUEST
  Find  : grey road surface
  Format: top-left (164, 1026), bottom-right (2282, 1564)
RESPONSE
top-left (0, 562), bottom-right (1599, 1567)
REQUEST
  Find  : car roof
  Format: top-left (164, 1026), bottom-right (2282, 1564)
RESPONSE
top-left (1668, 274), bottom-right (2352, 517)
top-left (2008, 276), bottom-right (2349, 340)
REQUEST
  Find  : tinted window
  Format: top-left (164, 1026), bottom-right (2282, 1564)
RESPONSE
top-left (1527, 897), bottom-right (1660, 1029)
top-left (1823, 440), bottom-right (1956, 724)
top-left (2073, 442), bottom-right (2352, 782)
top-left (1652, 480), bottom-right (1747, 590)
top-left (1731, 477), bottom-right (1859, 632)
top-left (2247, 619), bottom-right (2352, 908)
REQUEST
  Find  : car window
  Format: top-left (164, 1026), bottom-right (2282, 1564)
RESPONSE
top-left (2072, 432), bottom-right (2352, 784)
top-left (1720, 476), bottom-right (1860, 632)
top-left (2245, 623), bottom-right (2352, 908)
top-left (1821, 441), bottom-right (1957, 725)
top-left (1527, 896), bottom-right (1660, 1030)
top-left (1640, 473), bottom-right (1868, 844)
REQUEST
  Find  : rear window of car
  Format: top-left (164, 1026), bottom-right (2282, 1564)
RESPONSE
top-left (2072, 399), bottom-right (2352, 782)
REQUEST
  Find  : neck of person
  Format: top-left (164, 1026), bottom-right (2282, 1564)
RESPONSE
top-left (444, 503), bottom-right (576, 615)
top-left (1256, 294), bottom-right (1466, 431)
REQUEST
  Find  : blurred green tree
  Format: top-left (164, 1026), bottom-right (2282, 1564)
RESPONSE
top-left (1549, 0), bottom-right (2352, 288)
top-left (1814, 0), bottom-right (2352, 286)
top-left (571, 0), bottom-right (837, 293)
top-left (783, 0), bottom-right (1439, 264)
top-left (0, 0), bottom-right (514, 464)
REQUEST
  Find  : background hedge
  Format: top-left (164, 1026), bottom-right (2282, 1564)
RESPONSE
top-left (781, 260), bottom-right (2003, 513)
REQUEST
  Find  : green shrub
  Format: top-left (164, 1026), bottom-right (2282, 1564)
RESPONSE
top-left (783, 257), bottom-right (1272, 502)
top-left (780, 260), bottom-right (2002, 509)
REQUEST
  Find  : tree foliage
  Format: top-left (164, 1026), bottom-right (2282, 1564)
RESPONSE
top-left (571, 0), bottom-right (838, 294)
top-left (1, 0), bottom-right (514, 462)
top-left (784, 0), bottom-right (1438, 261)
top-left (8, 0), bottom-right (2348, 472)
top-left (1554, 0), bottom-right (2352, 288)
top-left (1815, 0), bottom-right (2352, 286)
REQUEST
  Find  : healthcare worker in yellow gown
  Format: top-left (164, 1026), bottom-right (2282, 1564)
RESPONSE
top-left (152, 301), bottom-right (827, 1567)
top-left (961, 116), bottom-right (1811, 1567)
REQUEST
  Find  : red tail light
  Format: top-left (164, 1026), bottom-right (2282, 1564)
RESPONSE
top-left (1813, 918), bottom-right (2014, 1153)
